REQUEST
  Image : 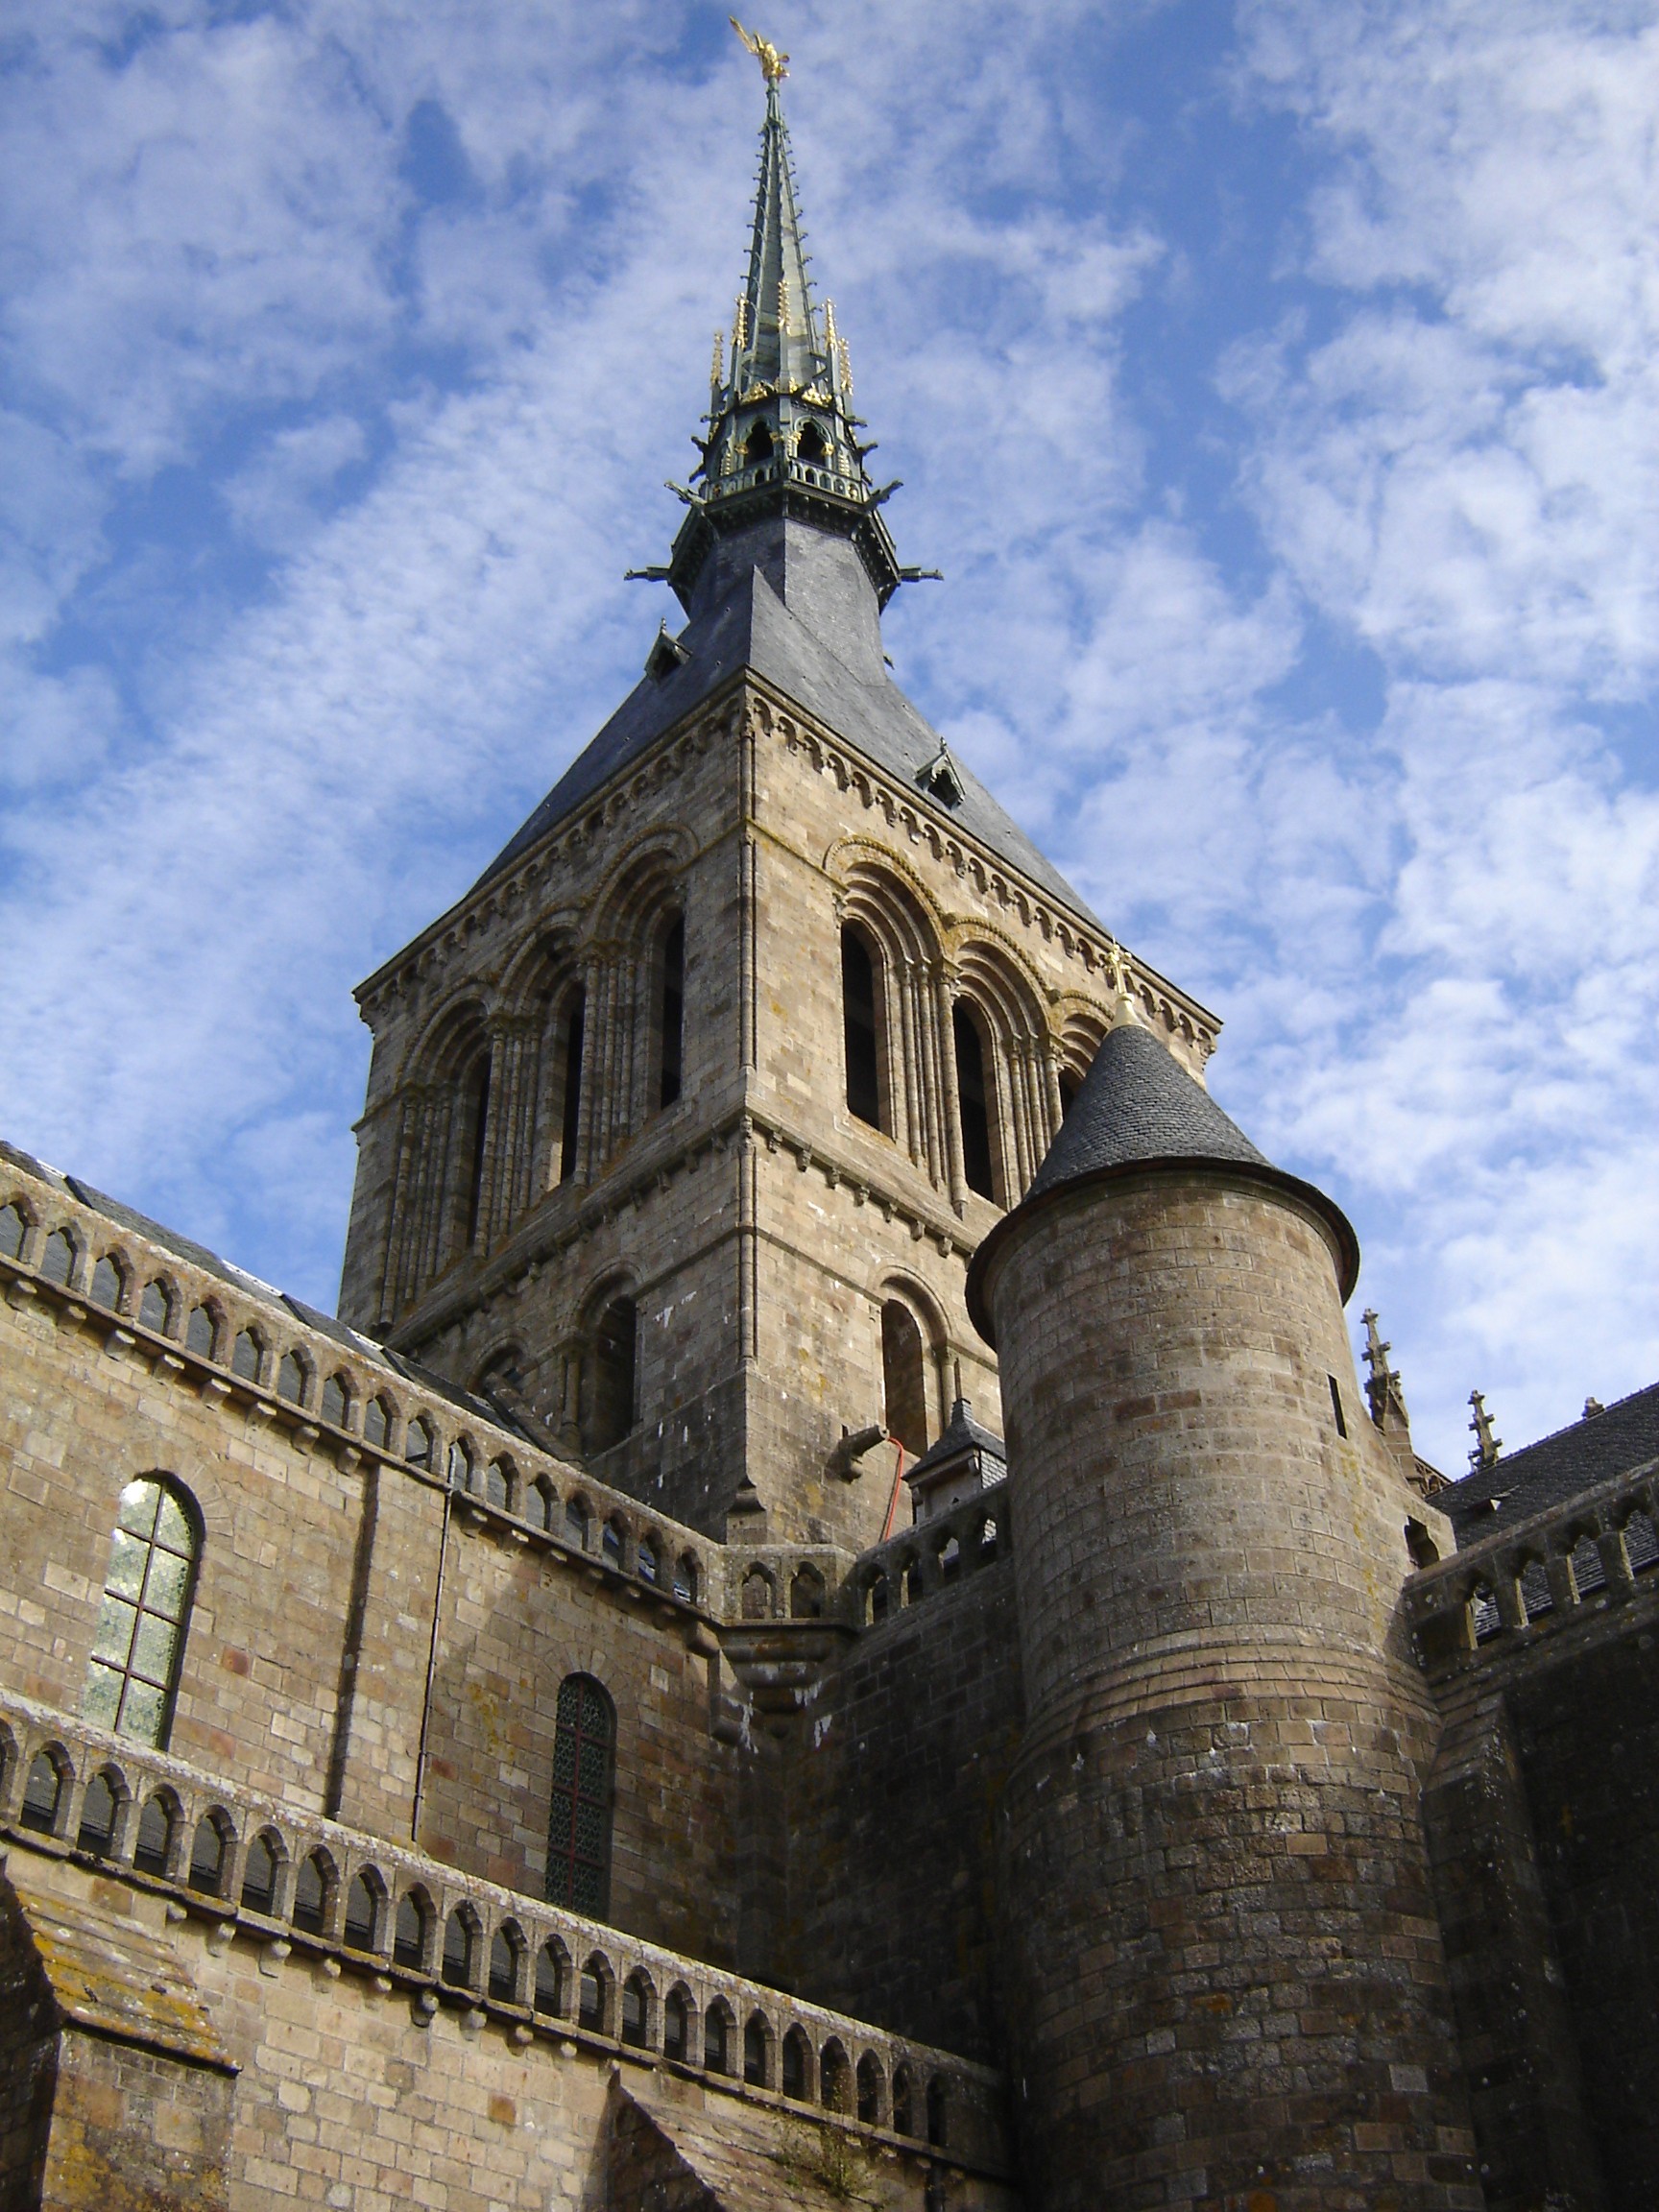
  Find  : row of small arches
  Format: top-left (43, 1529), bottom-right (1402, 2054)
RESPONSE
top-left (853, 1506), bottom-right (1003, 1625)
top-left (0, 1203), bottom-right (711, 1609)
top-left (12, 1737), bottom-right (947, 2144)
top-left (1452, 1505), bottom-right (1659, 1644)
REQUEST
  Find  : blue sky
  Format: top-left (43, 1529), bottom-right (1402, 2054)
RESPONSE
top-left (4, 0), bottom-right (1659, 1478)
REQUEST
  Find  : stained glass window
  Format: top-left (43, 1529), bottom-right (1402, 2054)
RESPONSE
top-left (545, 1673), bottom-right (613, 1916)
top-left (82, 1478), bottom-right (198, 1748)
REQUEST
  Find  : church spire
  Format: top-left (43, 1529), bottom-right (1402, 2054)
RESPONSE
top-left (661, 41), bottom-right (914, 613)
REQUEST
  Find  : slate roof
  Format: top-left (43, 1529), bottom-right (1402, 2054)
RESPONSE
top-left (1026, 1021), bottom-right (1268, 1201)
top-left (904, 1395), bottom-right (1007, 1482)
top-left (1442, 1379), bottom-right (1659, 1549)
top-left (472, 544), bottom-right (1099, 926)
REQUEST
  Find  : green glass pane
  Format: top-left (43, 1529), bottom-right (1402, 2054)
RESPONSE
top-left (581, 1687), bottom-right (610, 1738)
top-left (154, 1492), bottom-right (192, 1554)
top-left (142, 1549), bottom-right (190, 1620)
top-left (83, 1663), bottom-right (123, 1727)
top-left (130, 1610), bottom-right (179, 1687)
top-left (571, 1863), bottom-right (603, 1915)
top-left (91, 1596), bottom-right (137, 1667)
top-left (573, 1801), bottom-right (605, 1856)
top-left (556, 1677), bottom-right (581, 1725)
top-left (104, 1529), bottom-right (148, 1600)
top-left (118, 1677), bottom-right (165, 1747)
top-left (117, 1479), bottom-right (160, 1540)
top-left (552, 1735), bottom-right (576, 1785)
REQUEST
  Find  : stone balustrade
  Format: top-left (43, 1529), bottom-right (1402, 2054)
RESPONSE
top-left (844, 1479), bottom-right (1011, 1625)
top-left (1407, 1455), bottom-right (1659, 1675)
top-left (0, 1690), bottom-right (1010, 2176)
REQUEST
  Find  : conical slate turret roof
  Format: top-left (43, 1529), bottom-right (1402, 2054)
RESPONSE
top-left (1026, 1022), bottom-right (1268, 1201)
top-left (967, 1022), bottom-right (1360, 1341)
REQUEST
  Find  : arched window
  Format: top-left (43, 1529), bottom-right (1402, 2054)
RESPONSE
top-left (277, 1349), bottom-right (309, 1406)
top-left (20, 1746), bottom-right (66, 1836)
top-left (557, 987), bottom-right (586, 1186)
top-left (578, 1956), bottom-right (610, 2032)
top-left (588, 1296), bottom-right (637, 1455)
top-left (139, 1279), bottom-right (174, 1334)
top-left (623, 1971), bottom-right (653, 2049)
top-left (405, 1416), bottom-right (434, 1470)
top-left (344, 1869), bottom-right (382, 1951)
top-left (364, 1395), bottom-right (392, 1451)
top-left (704, 2001), bottom-right (733, 2074)
top-left (664, 1984), bottom-right (691, 2062)
top-left (0, 1202), bottom-right (25, 1259)
top-left (821, 2038), bottom-right (851, 2113)
top-left (797, 420), bottom-right (828, 467)
top-left (231, 1327), bottom-right (263, 1383)
top-left (744, 2011), bottom-right (771, 2086)
top-left (745, 419), bottom-right (773, 466)
top-left (782, 2025), bottom-right (811, 2100)
top-left (186, 1304), bottom-right (216, 1358)
top-left (790, 1565), bottom-right (826, 1620)
top-left (463, 1051), bottom-right (492, 1246)
top-left (90, 1254), bottom-right (125, 1310)
top-left (545, 1674), bottom-right (614, 1916)
top-left (133, 1791), bottom-right (177, 1876)
top-left (442, 1906), bottom-right (478, 1988)
top-left (83, 1477), bottom-right (199, 1747)
top-left (490, 1922), bottom-right (524, 2002)
top-left (881, 1301), bottom-right (928, 1459)
top-left (857, 2052), bottom-right (884, 2126)
top-left (321, 1373), bottom-right (349, 1427)
top-left (672, 1552), bottom-right (699, 1605)
top-left (658, 914), bottom-right (685, 1110)
top-left (534, 1939), bottom-right (565, 2015)
top-left (841, 926), bottom-right (883, 1131)
top-left (953, 1003), bottom-right (998, 1200)
top-left (892, 2063), bottom-right (915, 2136)
top-left (293, 1849), bottom-right (334, 1936)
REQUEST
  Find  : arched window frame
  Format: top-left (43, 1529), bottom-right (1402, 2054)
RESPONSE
top-left (83, 1476), bottom-right (201, 1749)
top-left (584, 1287), bottom-right (638, 1457)
top-left (545, 1673), bottom-right (615, 1918)
top-left (654, 909), bottom-right (685, 1113)
top-left (951, 997), bottom-right (1001, 1204)
top-left (840, 922), bottom-right (888, 1134)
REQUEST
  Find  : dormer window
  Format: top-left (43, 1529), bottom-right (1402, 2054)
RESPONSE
top-left (918, 744), bottom-right (964, 808)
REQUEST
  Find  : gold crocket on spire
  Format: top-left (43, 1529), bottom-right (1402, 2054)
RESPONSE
top-left (730, 16), bottom-right (789, 84)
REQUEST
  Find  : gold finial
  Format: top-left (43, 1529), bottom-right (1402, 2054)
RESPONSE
top-left (730, 16), bottom-right (789, 84)
top-left (836, 334), bottom-right (852, 398)
top-left (778, 276), bottom-right (790, 333)
top-left (733, 294), bottom-right (749, 349)
top-left (710, 330), bottom-right (724, 391)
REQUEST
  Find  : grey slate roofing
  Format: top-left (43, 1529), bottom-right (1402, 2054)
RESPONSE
top-left (0, 1136), bottom-right (522, 1444)
top-left (1441, 1379), bottom-right (1659, 1549)
top-left (472, 525), bottom-right (1100, 928)
top-left (1026, 1021), bottom-right (1269, 1202)
top-left (904, 1396), bottom-right (1007, 1483)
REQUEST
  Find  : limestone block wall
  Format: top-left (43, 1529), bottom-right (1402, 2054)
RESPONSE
top-left (982, 1168), bottom-right (1479, 2212)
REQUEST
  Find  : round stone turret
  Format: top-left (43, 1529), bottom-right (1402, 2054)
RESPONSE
top-left (966, 1022), bottom-right (1478, 2212)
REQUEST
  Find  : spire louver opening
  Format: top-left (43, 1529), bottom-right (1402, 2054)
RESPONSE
top-left (663, 79), bottom-right (906, 612)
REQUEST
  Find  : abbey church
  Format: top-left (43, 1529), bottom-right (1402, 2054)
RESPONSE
top-left (3, 50), bottom-right (1659, 2212)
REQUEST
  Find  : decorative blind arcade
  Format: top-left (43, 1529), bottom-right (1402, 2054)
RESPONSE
top-left (545, 1674), bottom-right (613, 1915)
top-left (84, 1479), bottom-right (198, 1747)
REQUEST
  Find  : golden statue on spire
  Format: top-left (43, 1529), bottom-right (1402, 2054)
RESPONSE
top-left (730, 16), bottom-right (789, 83)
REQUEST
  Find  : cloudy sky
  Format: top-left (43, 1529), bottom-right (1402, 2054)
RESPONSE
top-left (3, 0), bottom-right (1657, 1476)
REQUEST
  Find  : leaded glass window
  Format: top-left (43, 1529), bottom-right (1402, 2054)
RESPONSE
top-left (82, 1479), bottom-right (198, 1747)
top-left (545, 1673), bottom-right (613, 1916)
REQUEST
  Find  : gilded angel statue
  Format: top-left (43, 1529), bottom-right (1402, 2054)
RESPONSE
top-left (730, 16), bottom-right (789, 83)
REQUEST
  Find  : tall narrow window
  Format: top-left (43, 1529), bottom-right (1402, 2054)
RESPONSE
top-left (545, 1673), bottom-right (613, 1916)
top-left (953, 1003), bottom-right (997, 1201)
top-left (83, 1478), bottom-right (199, 1748)
top-left (559, 989), bottom-right (586, 1185)
top-left (588, 1296), bottom-right (637, 1455)
top-left (1058, 1071), bottom-right (1081, 1120)
top-left (841, 926), bottom-right (882, 1130)
top-left (464, 1054), bottom-right (491, 1245)
top-left (881, 1301), bottom-right (928, 1459)
top-left (659, 916), bottom-right (685, 1110)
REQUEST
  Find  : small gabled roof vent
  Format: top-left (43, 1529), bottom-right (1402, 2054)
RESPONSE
top-left (918, 742), bottom-right (964, 808)
top-left (644, 623), bottom-right (692, 682)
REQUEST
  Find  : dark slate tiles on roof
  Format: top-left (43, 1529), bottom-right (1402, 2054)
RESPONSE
top-left (1027, 1022), bottom-right (1269, 1201)
top-left (1443, 1380), bottom-right (1659, 1549)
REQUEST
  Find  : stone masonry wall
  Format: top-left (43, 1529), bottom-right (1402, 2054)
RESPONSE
top-left (778, 1558), bottom-right (1023, 2064)
top-left (985, 1168), bottom-right (1479, 2212)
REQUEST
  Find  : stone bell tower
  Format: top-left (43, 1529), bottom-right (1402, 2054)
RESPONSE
top-left (338, 65), bottom-right (1214, 1551)
top-left (967, 1020), bottom-right (1481, 2211)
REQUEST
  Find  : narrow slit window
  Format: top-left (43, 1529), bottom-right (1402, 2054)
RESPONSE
top-left (953, 1003), bottom-right (997, 1200)
top-left (659, 916), bottom-right (685, 1110)
top-left (464, 1055), bottom-right (492, 1245)
top-left (83, 1478), bottom-right (199, 1748)
top-left (559, 988), bottom-right (586, 1185)
top-left (588, 1297), bottom-right (637, 1455)
top-left (545, 1673), bottom-right (614, 1916)
top-left (1329, 1374), bottom-right (1348, 1438)
top-left (841, 926), bottom-right (883, 1131)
